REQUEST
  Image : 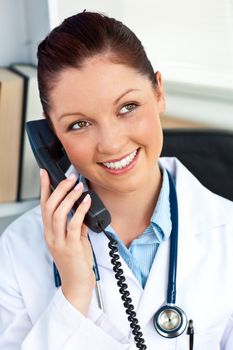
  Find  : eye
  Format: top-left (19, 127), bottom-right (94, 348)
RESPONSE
top-left (119, 103), bottom-right (138, 115)
top-left (69, 120), bottom-right (91, 130)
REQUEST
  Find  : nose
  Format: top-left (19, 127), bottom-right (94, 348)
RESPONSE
top-left (96, 120), bottom-right (127, 155)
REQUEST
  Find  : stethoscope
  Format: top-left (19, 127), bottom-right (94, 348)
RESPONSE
top-left (53, 170), bottom-right (188, 339)
top-left (153, 170), bottom-right (187, 338)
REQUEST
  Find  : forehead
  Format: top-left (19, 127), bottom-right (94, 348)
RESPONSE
top-left (49, 56), bottom-right (153, 116)
top-left (57, 56), bottom-right (150, 89)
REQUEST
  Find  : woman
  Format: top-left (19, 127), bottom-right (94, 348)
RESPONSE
top-left (1, 11), bottom-right (233, 350)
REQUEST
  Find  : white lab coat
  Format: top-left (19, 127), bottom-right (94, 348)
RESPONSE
top-left (1, 157), bottom-right (233, 350)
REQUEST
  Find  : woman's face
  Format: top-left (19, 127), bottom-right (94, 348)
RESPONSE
top-left (49, 56), bottom-right (165, 195)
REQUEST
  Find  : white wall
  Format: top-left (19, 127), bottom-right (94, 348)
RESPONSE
top-left (0, 0), bottom-right (50, 66)
top-left (0, 0), bottom-right (29, 65)
top-left (51, 0), bottom-right (233, 89)
top-left (54, 0), bottom-right (123, 23)
top-left (24, 0), bottom-right (50, 64)
top-left (122, 0), bottom-right (233, 89)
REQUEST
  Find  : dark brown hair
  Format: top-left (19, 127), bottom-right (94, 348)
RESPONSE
top-left (37, 11), bottom-right (157, 118)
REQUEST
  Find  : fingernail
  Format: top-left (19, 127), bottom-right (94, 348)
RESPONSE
top-left (67, 173), bottom-right (76, 181)
top-left (74, 182), bottom-right (83, 191)
top-left (40, 169), bottom-right (45, 176)
top-left (83, 193), bottom-right (91, 203)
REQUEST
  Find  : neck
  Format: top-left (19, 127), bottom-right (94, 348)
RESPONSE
top-left (90, 165), bottom-right (162, 245)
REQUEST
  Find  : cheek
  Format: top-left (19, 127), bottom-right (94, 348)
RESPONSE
top-left (62, 139), bottom-right (93, 171)
top-left (135, 107), bottom-right (163, 150)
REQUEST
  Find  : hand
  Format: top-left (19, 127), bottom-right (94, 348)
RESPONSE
top-left (40, 169), bottom-right (95, 316)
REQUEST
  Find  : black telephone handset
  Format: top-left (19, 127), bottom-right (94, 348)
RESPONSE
top-left (26, 119), bottom-right (111, 233)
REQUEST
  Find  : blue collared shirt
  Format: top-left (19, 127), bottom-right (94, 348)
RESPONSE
top-left (105, 167), bottom-right (172, 288)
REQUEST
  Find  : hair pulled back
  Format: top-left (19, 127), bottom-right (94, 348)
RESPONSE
top-left (37, 11), bottom-right (157, 118)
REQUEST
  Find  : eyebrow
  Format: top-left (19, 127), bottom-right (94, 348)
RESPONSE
top-left (58, 88), bottom-right (141, 120)
top-left (113, 88), bottom-right (141, 105)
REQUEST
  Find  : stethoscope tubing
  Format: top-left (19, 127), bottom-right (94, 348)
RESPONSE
top-left (166, 170), bottom-right (178, 305)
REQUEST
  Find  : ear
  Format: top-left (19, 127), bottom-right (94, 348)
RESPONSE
top-left (154, 71), bottom-right (166, 114)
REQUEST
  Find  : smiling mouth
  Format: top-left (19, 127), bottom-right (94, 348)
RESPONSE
top-left (100, 149), bottom-right (139, 170)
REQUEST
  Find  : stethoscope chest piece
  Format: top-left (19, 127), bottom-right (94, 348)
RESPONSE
top-left (153, 304), bottom-right (187, 338)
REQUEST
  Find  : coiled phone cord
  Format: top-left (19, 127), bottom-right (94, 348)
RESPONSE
top-left (102, 228), bottom-right (147, 350)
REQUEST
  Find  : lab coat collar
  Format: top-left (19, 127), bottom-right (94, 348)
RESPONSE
top-left (159, 157), bottom-right (231, 296)
top-left (160, 157), bottom-right (231, 233)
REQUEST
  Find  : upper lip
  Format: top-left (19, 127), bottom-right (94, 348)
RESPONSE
top-left (99, 148), bottom-right (138, 164)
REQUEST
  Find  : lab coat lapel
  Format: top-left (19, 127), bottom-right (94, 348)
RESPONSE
top-left (136, 229), bottom-right (204, 329)
top-left (137, 158), bottom-right (206, 328)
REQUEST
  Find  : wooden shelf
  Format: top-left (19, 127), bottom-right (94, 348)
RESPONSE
top-left (161, 115), bottom-right (211, 129)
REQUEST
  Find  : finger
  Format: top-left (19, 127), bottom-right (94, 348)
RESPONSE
top-left (46, 173), bottom-right (78, 214)
top-left (40, 169), bottom-right (55, 246)
top-left (41, 172), bottom-right (77, 247)
top-left (40, 169), bottom-right (53, 229)
top-left (66, 193), bottom-right (92, 243)
top-left (52, 182), bottom-right (84, 239)
top-left (81, 224), bottom-right (89, 237)
top-left (43, 174), bottom-right (78, 233)
top-left (40, 169), bottom-right (51, 210)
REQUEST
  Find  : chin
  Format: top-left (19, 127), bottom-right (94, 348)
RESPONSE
top-left (105, 175), bottom-right (146, 195)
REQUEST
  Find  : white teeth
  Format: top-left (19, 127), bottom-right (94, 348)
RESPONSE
top-left (102, 150), bottom-right (138, 170)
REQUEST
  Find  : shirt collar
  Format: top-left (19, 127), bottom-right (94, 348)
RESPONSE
top-left (150, 166), bottom-right (172, 242)
top-left (128, 166), bottom-right (172, 246)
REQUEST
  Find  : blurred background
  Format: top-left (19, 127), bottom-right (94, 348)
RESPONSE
top-left (0, 0), bottom-right (233, 231)
top-left (1, 0), bottom-right (233, 128)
